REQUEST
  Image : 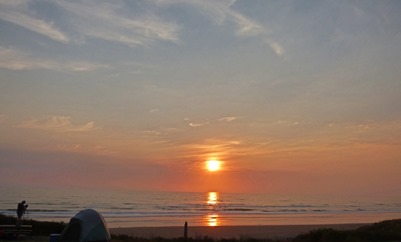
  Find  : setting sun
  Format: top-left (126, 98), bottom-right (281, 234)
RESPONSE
top-left (206, 159), bottom-right (221, 172)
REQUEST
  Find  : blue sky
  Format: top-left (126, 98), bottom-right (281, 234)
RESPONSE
top-left (1, 0), bottom-right (400, 194)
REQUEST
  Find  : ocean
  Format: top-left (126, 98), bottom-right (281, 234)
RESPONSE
top-left (1, 187), bottom-right (401, 228)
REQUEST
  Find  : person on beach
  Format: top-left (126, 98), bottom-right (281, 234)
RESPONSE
top-left (16, 200), bottom-right (28, 227)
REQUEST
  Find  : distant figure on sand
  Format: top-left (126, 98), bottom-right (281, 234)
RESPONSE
top-left (16, 200), bottom-right (28, 227)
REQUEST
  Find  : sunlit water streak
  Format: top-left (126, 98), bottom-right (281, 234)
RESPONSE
top-left (1, 187), bottom-right (401, 228)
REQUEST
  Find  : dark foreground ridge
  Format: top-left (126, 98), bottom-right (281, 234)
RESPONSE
top-left (1, 214), bottom-right (401, 242)
top-left (293, 219), bottom-right (401, 242)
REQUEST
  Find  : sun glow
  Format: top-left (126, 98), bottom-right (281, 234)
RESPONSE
top-left (206, 159), bottom-right (221, 172)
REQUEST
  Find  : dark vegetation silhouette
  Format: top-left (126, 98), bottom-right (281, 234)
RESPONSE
top-left (0, 214), bottom-right (65, 236)
top-left (293, 219), bottom-right (401, 242)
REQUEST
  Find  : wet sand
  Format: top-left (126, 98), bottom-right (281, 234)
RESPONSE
top-left (110, 223), bottom-right (368, 239)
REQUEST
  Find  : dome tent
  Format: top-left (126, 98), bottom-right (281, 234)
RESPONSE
top-left (59, 209), bottom-right (110, 242)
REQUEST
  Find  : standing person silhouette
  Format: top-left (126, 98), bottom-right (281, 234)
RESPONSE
top-left (16, 200), bottom-right (28, 227)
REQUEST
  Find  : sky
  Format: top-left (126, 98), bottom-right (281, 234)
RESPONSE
top-left (1, 0), bottom-right (400, 195)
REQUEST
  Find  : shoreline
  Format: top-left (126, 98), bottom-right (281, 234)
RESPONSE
top-left (110, 223), bottom-right (369, 239)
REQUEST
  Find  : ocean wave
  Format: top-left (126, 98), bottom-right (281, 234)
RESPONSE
top-left (2, 190), bottom-right (401, 227)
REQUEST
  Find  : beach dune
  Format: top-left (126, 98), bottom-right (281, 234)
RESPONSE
top-left (110, 224), bottom-right (367, 239)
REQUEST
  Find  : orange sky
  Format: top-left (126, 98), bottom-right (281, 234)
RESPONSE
top-left (1, 0), bottom-right (401, 196)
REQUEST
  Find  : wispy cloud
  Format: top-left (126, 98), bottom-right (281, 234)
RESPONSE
top-left (265, 38), bottom-right (285, 57)
top-left (0, 47), bottom-right (107, 71)
top-left (19, 116), bottom-right (96, 133)
top-left (274, 120), bottom-right (300, 127)
top-left (218, 116), bottom-right (239, 122)
top-left (189, 122), bottom-right (209, 128)
top-left (228, 10), bottom-right (264, 37)
top-left (0, 0), bottom-right (180, 47)
top-left (0, 0), bottom-right (283, 55)
top-left (157, 0), bottom-right (263, 36)
top-left (184, 118), bottom-right (209, 128)
top-left (178, 137), bottom-right (244, 162)
top-left (64, 61), bottom-right (107, 72)
top-left (56, 144), bottom-right (118, 156)
top-left (0, 1), bottom-right (69, 43)
top-left (149, 108), bottom-right (160, 113)
top-left (55, 0), bottom-right (180, 46)
top-left (184, 116), bottom-right (239, 127)
top-left (155, 0), bottom-right (284, 56)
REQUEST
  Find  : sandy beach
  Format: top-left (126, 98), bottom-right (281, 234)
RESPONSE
top-left (110, 223), bottom-right (368, 239)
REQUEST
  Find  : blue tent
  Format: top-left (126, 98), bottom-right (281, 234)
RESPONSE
top-left (59, 209), bottom-right (110, 242)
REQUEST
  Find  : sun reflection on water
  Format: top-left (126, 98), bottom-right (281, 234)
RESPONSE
top-left (207, 192), bottom-right (219, 205)
top-left (207, 214), bottom-right (219, 226)
top-left (205, 192), bottom-right (221, 226)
